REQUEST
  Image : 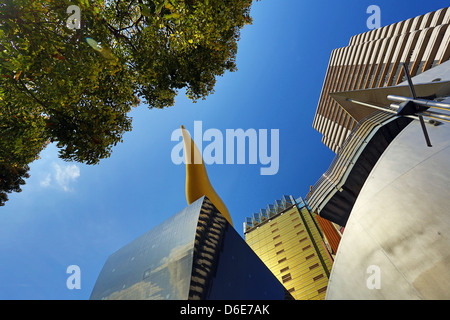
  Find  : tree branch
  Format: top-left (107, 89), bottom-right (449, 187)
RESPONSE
top-left (16, 79), bottom-right (47, 110)
top-left (102, 18), bottom-right (138, 52)
top-left (116, 14), bottom-right (144, 32)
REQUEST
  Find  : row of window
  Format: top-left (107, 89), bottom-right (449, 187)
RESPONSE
top-left (282, 272), bottom-right (325, 286)
top-left (280, 269), bottom-right (328, 288)
top-left (279, 262), bottom-right (321, 278)
top-left (275, 243), bottom-right (312, 256)
top-left (250, 235), bottom-right (311, 255)
top-left (255, 241), bottom-right (317, 263)
top-left (246, 216), bottom-right (309, 247)
top-left (286, 281), bottom-right (328, 300)
top-left (270, 222), bottom-right (302, 234)
top-left (270, 256), bottom-right (323, 277)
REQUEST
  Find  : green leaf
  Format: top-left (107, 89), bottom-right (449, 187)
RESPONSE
top-left (139, 4), bottom-right (152, 17)
top-left (0, 0), bottom-right (256, 168)
top-left (155, 1), bottom-right (165, 14)
top-left (164, 12), bottom-right (181, 20)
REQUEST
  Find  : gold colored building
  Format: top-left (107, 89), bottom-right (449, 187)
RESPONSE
top-left (244, 196), bottom-right (333, 300)
top-left (313, 7), bottom-right (450, 152)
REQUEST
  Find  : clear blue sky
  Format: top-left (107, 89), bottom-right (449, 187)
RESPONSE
top-left (0, 0), bottom-right (448, 300)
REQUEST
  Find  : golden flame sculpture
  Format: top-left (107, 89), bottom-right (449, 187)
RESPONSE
top-left (181, 125), bottom-right (233, 226)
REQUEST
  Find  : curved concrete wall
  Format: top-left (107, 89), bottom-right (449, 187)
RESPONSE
top-left (326, 117), bottom-right (450, 299)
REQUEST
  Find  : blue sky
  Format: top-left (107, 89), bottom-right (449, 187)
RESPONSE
top-left (0, 0), bottom-right (448, 300)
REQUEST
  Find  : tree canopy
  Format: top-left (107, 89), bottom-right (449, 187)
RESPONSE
top-left (0, 0), bottom-right (257, 204)
top-left (0, 163), bottom-right (30, 206)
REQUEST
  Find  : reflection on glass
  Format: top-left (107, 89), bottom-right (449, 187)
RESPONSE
top-left (91, 196), bottom-right (292, 300)
top-left (90, 198), bottom-right (203, 300)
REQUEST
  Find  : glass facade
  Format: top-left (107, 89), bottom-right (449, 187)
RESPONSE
top-left (91, 196), bottom-right (291, 300)
top-left (244, 196), bottom-right (333, 300)
top-left (90, 198), bottom-right (203, 300)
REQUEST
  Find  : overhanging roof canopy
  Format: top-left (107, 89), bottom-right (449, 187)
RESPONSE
top-left (331, 61), bottom-right (450, 122)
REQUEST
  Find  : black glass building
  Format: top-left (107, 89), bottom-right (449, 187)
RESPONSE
top-left (90, 196), bottom-right (292, 300)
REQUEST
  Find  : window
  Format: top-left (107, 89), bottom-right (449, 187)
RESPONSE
top-left (278, 258), bottom-right (287, 263)
top-left (280, 266), bottom-right (290, 273)
top-left (282, 273), bottom-right (292, 283)
top-left (318, 286), bottom-right (327, 294)
top-left (274, 242), bottom-right (282, 247)
top-left (313, 274), bottom-right (324, 281)
top-left (302, 245), bottom-right (311, 251)
top-left (276, 249), bottom-right (285, 255)
top-left (309, 263), bottom-right (319, 270)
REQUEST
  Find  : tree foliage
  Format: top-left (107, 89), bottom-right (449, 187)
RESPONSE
top-left (0, 163), bottom-right (30, 206)
top-left (1, 0), bottom-right (256, 164)
top-left (0, 0), bottom-right (256, 204)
